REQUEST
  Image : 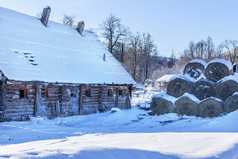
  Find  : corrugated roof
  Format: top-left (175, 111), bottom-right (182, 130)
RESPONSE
top-left (0, 7), bottom-right (135, 84)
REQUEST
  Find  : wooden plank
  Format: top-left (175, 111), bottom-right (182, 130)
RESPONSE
top-left (34, 85), bottom-right (39, 116)
top-left (79, 86), bottom-right (83, 114)
top-left (5, 112), bottom-right (34, 118)
top-left (0, 79), bottom-right (6, 118)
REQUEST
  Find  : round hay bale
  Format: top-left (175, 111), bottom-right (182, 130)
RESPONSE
top-left (224, 93), bottom-right (238, 113)
top-left (150, 97), bottom-right (174, 115)
top-left (216, 80), bottom-right (238, 101)
top-left (190, 79), bottom-right (216, 100)
top-left (198, 97), bottom-right (224, 117)
top-left (167, 77), bottom-right (192, 98)
top-left (175, 96), bottom-right (198, 116)
top-left (204, 59), bottom-right (233, 82)
top-left (183, 59), bottom-right (207, 79)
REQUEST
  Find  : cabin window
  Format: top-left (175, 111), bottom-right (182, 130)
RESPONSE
top-left (41, 85), bottom-right (48, 97)
top-left (85, 89), bottom-right (91, 97)
top-left (118, 89), bottom-right (123, 96)
top-left (70, 88), bottom-right (78, 97)
top-left (19, 90), bottom-right (27, 98)
top-left (108, 89), bottom-right (113, 97)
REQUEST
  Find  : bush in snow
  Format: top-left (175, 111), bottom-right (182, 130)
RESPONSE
top-left (150, 97), bottom-right (174, 115)
top-left (190, 79), bottom-right (216, 100)
top-left (204, 59), bottom-right (233, 82)
top-left (198, 97), bottom-right (224, 117)
top-left (183, 59), bottom-right (207, 79)
top-left (167, 77), bottom-right (192, 98)
top-left (215, 80), bottom-right (238, 101)
top-left (224, 93), bottom-right (238, 113)
top-left (174, 96), bottom-right (198, 116)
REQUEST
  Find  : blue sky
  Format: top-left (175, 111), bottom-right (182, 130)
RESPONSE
top-left (0, 0), bottom-right (237, 57)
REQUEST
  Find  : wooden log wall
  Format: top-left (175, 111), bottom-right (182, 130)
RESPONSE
top-left (60, 86), bottom-right (79, 116)
top-left (116, 86), bottom-right (130, 109)
top-left (0, 79), bottom-right (6, 119)
top-left (80, 85), bottom-right (130, 114)
top-left (41, 85), bottom-right (60, 118)
top-left (80, 86), bottom-right (100, 115)
top-left (5, 84), bottom-right (35, 120)
top-left (3, 80), bottom-right (132, 120)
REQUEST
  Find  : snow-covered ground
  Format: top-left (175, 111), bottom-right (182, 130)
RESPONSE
top-left (1, 105), bottom-right (238, 159)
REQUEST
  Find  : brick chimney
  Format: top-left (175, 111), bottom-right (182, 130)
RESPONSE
top-left (40, 6), bottom-right (51, 27)
top-left (77, 21), bottom-right (85, 35)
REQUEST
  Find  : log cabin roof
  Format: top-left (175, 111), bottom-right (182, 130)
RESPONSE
top-left (0, 7), bottom-right (135, 84)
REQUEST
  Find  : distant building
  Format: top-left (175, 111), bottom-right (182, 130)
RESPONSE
top-left (0, 7), bottom-right (135, 121)
top-left (155, 75), bottom-right (176, 92)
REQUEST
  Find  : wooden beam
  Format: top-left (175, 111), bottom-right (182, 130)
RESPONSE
top-left (0, 78), bottom-right (6, 119)
top-left (59, 84), bottom-right (65, 114)
top-left (98, 85), bottom-right (104, 112)
top-left (115, 87), bottom-right (118, 107)
top-left (79, 86), bottom-right (83, 114)
top-left (33, 85), bottom-right (39, 116)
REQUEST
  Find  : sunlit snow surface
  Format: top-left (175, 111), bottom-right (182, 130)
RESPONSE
top-left (0, 7), bottom-right (135, 84)
top-left (0, 107), bottom-right (238, 159)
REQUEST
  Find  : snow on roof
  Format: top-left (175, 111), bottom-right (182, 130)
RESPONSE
top-left (0, 7), bottom-right (135, 84)
top-left (156, 74), bottom-right (176, 82)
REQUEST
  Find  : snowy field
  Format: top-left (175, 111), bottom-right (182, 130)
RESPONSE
top-left (1, 105), bottom-right (238, 159)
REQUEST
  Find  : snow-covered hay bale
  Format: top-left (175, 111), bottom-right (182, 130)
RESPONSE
top-left (224, 93), bottom-right (238, 113)
top-left (198, 97), bottom-right (224, 117)
top-left (204, 59), bottom-right (233, 82)
top-left (174, 95), bottom-right (199, 116)
top-left (150, 97), bottom-right (174, 115)
top-left (167, 76), bottom-right (192, 98)
top-left (183, 59), bottom-right (207, 79)
top-left (190, 79), bottom-right (216, 100)
top-left (216, 80), bottom-right (238, 101)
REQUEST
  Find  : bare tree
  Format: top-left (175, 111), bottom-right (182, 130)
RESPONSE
top-left (125, 33), bottom-right (158, 82)
top-left (62, 14), bottom-right (76, 26)
top-left (222, 40), bottom-right (238, 64)
top-left (206, 36), bottom-right (215, 59)
top-left (215, 44), bottom-right (224, 58)
top-left (98, 15), bottom-right (160, 83)
top-left (168, 50), bottom-right (176, 68)
top-left (128, 33), bottom-right (141, 80)
top-left (141, 33), bottom-right (157, 80)
top-left (195, 40), bottom-right (207, 58)
top-left (100, 14), bottom-right (127, 53)
top-left (181, 37), bottom-right (216, 61)
top-left (114, 36), bottom-right (129, 63)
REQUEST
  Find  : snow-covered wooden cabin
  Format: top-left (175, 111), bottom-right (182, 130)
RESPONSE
top-left (0, 7), bottom-right (135, 121)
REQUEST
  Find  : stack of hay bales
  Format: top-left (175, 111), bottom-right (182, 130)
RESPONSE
top-left (150, 59), bottom-right (238, 117)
